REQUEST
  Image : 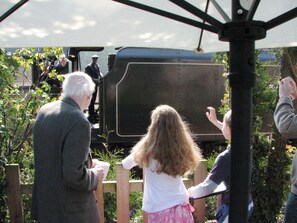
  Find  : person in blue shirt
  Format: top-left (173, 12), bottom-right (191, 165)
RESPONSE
top-left (188, 106), bottom-right (253, 223)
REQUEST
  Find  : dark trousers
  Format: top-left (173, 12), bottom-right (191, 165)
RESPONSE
top-left (285, 192), bottom-right (297, 223)
top-left (88, 87), bottom-right (98, 117)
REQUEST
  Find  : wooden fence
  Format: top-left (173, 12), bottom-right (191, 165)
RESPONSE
top-left (5, 160), bottom-right (208, 223)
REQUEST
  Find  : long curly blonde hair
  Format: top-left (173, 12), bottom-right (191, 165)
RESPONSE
top-left (131, 105), bottom-right (202, 177)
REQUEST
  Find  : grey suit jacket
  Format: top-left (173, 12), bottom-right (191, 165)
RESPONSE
top-left (31, 97), bottom-right (100, 223)
top-left (274, 96), bottom-right (297, 196)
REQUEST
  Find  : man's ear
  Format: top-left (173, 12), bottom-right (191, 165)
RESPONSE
top-left (228, 127), bottom-right (232, 135)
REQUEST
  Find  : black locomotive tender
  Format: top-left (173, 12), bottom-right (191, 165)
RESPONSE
top-left (67, 47), bottom-right (273, 149)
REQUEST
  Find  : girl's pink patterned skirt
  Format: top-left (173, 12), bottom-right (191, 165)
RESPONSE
top-left (147, 202), bottom-right (195, 223)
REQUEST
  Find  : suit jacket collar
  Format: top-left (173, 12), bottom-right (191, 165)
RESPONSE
top-left (61, 97), bottom-right (80, 110)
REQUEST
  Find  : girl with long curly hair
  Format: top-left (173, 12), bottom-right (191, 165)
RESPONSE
top-left (122, 104), bottom-right (202, 223)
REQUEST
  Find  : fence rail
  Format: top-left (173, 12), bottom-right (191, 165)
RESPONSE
top-left (5, 160), bottom-right (208, 223)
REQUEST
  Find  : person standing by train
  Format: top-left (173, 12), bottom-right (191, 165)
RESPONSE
top-left (54, 54), bottom-right (69, 75)
top-left (274, 76), bottom-right (297, 223)
top-left (188, 106), bottom-right (254, 223)
top-left (84, 55), bottom-right (102, 123)
top-left (122, 104), bottom-right (202, 222)
top-left (38, 54), bottom-right (69, 96)
top-left (32, 71), bottom-right (105, 223)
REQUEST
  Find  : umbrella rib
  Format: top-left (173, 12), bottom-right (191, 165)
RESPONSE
top-left (265, 7), bottom-right (297, 30)
top-left (197, 0), bottom-right (210, 52)
top-left (169, 0), bottom-right (224, 30)
top-left (209, 0), bottom-right (231, 22)
top-left (0, 0), bottom-right (29, 23)
top-left (112, 0), bottom-right (219, 33)
top-left (245, 0), bottom-right (261, 23)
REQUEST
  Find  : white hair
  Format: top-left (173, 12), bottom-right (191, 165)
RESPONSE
top-left (62, 72), bottom-right (95, 98)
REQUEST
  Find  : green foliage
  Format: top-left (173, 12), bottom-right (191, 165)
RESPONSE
top-left (0, 47), bottom-right (65, 222)
top-left (206, 147), bottom-right (224, 172)
top-left (93, 144), bottom-right (143, 223)
top-left (14, 144), bottom-right (36, 222)
top-left (93, 146), bottom-right (123, 223)
top-left (0, 49), bottom-right (29, 221)
top-left (129, 192), bottom-right (144, 223)
top-left (204, 196), bottom-right (218, 222)
top-left (204, 149), bottom-right (224, 221)
top-left (250, 51), bottom-right (290, 223)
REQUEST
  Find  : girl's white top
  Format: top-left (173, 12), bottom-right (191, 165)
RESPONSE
top-left (122, 154), bottom-right (189, 213)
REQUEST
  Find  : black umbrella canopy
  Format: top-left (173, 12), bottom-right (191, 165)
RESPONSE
top-left (1, 0), bottom-right (297, 222)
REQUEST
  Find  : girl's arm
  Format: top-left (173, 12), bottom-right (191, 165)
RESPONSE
top-left (122, 154), bottom-right (137, 170)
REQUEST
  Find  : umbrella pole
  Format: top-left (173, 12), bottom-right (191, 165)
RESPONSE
top-left (228, 39), bottom-right (255, 223)
top-left (225, 2), bottom-right (264, 222)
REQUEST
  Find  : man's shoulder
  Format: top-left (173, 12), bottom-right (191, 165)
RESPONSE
top-left (85, 63), bottom-right (92, 67)
top-left (40, 100), bottom-right (59, 111)
top-left (217, 148), bottom-right (231, 160)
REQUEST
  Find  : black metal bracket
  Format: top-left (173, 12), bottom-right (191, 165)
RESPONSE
top-left (228, 72), bottom-right (256, 89)
top-left (219, 21), bottom-right (266, 41)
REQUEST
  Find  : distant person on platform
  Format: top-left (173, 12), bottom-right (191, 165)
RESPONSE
top-left (84, 55), bottom-right (102, 123)
top-left (39, 54), bottom-right (69, 95)
top-left (54, 54), bottom-right (69, 75)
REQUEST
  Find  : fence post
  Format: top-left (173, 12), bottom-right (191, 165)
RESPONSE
top-left (116, 162), bottom-right (130, 223)
top-left (193, 159), bottom-right (208, 223)
top-left (95, 180), bottom-right (104, 223)
top-left (5, 164), bottom-right (24, 223)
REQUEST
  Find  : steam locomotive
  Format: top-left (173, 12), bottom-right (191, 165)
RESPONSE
top-left (60, 47), bottom-right (276, 149)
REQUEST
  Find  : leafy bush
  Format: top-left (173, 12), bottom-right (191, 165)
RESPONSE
top-left (93, 144), bottom-right (143, 223)
top-left (0, 47), bottom-right (64, 222)
top-left (250, 52), bottom-right (291, 223)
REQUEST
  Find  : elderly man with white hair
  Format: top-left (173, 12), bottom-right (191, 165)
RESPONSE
top-left (32, 71), bottom-right (105, 223)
